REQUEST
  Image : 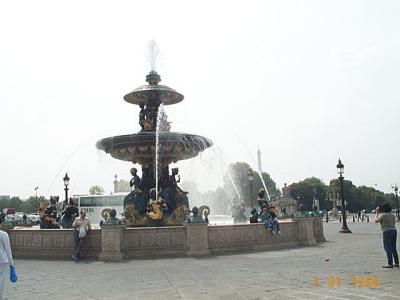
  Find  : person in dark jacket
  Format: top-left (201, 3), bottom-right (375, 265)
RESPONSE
top-left (249, 208), bottom-right (259, 223)
top-left (62, 198), bottom-right (79, 229)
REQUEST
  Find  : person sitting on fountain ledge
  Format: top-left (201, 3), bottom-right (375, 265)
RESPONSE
top-left (103, 209), bottom-right (120, 225)
top-left (250, 208), bottom-right (259, 223)
top-left (267, 206), bottom-right (281, 235)
top-left (39, 196), bottom-right (60, 229)
top-left (257, 188), bottom-right (268, 215)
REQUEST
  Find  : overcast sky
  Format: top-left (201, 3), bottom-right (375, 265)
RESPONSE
top-left (1, 0), bottom-right (399, 199)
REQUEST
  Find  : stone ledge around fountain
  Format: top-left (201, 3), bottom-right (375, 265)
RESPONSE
top-left (8, 229), bottom-right (102, 259)
top-left (6, 218), bottom-right (325, 260)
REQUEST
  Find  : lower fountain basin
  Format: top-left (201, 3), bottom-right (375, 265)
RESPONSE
top-left (96, 132), bottom-right (213, 164)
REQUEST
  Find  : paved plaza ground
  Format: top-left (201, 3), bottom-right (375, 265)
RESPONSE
top-left (3, 221), bottom-right (400, 299)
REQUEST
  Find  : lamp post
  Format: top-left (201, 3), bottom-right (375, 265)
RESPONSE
top-left (337, 159), bottom-right (351, 233)
top-left (392, 184), bottom-right (399, 221)
top-left (63, 172), bottom-right (70, 203)
top-left (247, 169), bottom-right (255, 209)
top-left (34, 186), bottom-right (39, 210)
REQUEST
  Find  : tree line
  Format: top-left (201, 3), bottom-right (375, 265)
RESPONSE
top-left (2, 161), bottom-right (397, 215)
top-left (0, 196), bottom-right (49, 214)
top-left (182, 162), bottom-right (398, 214)
top-left (289, 177), bottom-right (397, 212)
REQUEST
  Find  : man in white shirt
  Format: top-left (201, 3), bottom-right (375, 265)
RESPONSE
top-left (72, 210), bottom-right (91, 260)
top-left (0, 218), bottom-right (14, 300)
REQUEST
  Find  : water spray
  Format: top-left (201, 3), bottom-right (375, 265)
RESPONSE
top-left (147, 39), bottom-right (160, 72)
top-left (155, 103), bottom-right (164, 200)
top-left (235, 134), bottom-right (271, 200)
top-left (211, 146), bottom-right (241, 200)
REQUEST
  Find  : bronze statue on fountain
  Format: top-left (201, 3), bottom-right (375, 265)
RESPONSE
top-left (96, 70), bottom-right (212, 226)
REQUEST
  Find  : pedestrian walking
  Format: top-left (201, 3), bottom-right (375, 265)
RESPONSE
top-left (72, 210), bottom-right (91, 260)
top-left (375, 203), bottom-right (399, 268)
top-left (0, 217), bottom-right (15, 299)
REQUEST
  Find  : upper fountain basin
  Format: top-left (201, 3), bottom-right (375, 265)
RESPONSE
top-left (96, 132), bottom-right (213, 165)
top-left (124, 84), bottom-right (184, 106)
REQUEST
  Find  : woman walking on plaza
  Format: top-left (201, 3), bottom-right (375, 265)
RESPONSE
top-left (0, 217), bottom-right (15, 299)
top-left (375, 203), bottom-right (399, 268)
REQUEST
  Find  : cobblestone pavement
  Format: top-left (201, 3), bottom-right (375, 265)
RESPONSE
top-left (3, 221), bottom-right (400, 299)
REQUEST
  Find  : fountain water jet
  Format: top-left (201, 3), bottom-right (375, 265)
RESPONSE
top-left (154, 103), bottom-right (164, 200)
top-left (235, 134), bottom-right (271, 200)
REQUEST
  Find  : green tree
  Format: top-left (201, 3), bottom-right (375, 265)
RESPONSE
top-left (327, 179), bottom-right (355, 211)
top-left (8, 196), bottom-right (23, 211)
top-left (290, 177), bottom-right (328, 210)
top-left (20, 196), bottom-right (48, 213)
top-left (223, 162), bottom-right (280, 208)
top-left (0, 195), bottom-right (49, 213)
top-left (352, 186), bottom-right (394, 212)
top-left (0, 195), bottom-right (11, 211)
top-left (89, 185), bottom-right (105, 195)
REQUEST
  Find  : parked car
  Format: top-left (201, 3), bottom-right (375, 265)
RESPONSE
top-left (28, 213), bottom-right (41, 225)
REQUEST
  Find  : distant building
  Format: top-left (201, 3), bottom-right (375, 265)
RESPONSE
top-left (113, 175), bottom-right (131, 193)
top-left (270, 184), bottom-right (298, 216)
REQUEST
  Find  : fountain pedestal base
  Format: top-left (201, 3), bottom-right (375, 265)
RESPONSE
top-left (99, 225), bottom-right (126, 261)
top-left (184, 222), bottom-right (210, 256)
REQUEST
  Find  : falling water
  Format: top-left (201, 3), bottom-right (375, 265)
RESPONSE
top-left (235, 134), bottom-right (271, 200)
top-left (155, 104), bottom-right (164, 199)
top-left (45, 136), bottom-right (96, 198)
top-left (257, 170), bottom-right (271, 200)
top-left (147, 39), bottom-right (160, 71)
top-left (226, 170), bottom-right (241, 199)
top-left (210, 146), bottom-right (241, 199)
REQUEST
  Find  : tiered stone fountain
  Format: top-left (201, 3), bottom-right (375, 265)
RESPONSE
top-left (96, 71), bottom-right (213, 226)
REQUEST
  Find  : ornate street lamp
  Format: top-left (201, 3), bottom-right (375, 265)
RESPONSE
top-left (337, 159), bottom-right (351, 233)
top-left (34, 186), bottom-right (39, 210)
top-left (391, 184), bottom-right (399, 221)
top-left (247, 169), bottom-right (255, 208)
top-left (63, 172), bottom-right (70, 203)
